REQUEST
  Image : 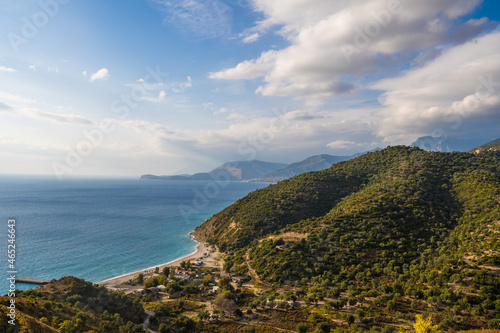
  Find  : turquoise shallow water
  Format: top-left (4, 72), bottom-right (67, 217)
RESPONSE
top-left (0, 175), bottom-right (267, 294)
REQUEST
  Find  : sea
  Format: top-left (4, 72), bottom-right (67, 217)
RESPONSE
top-left (0, 175), bottom-right (268, 295)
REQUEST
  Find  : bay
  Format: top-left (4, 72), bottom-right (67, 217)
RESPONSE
top-left (0, 175), bottom-right (267, 294)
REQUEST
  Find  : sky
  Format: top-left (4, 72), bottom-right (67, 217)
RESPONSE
top-left (0, 0), bottom-right (499, 177)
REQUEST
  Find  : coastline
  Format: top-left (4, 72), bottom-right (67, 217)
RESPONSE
top-left (98, 232), bottom-right (213, 289)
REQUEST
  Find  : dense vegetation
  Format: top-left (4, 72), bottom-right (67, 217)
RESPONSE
top-left (195, 146), bottom-right (500, 330)
top-left (0, 277), bottom-right (144, 332)
top-left (2, 146), bottom-right (500, 332)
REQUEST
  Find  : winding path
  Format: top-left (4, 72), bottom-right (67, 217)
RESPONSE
top-left (143, 310), bottom-right (156, 332)
top-left (244, 248), bottom-right (270, 288)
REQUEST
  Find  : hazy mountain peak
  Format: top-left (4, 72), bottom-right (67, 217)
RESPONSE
top-left (411, 136), bottom-right (480, 152)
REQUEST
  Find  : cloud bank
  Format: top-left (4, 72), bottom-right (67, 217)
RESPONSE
top-left (373, 31), bottom-right (500, 142)
top-left (211, 0), bottom-right (496, 105)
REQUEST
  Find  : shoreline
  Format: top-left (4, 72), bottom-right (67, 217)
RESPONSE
top-left (98, 232), bottom-right (213, 289)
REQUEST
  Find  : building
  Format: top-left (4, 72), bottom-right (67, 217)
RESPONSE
top-left (231, 275), bottom-right (245, 283)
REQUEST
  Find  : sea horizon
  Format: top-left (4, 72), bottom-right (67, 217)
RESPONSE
top-left (0, 175), bottom-right (268, 294)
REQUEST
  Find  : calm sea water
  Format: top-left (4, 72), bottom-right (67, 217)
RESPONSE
top-left (0, 175), bottom-right (267, 294)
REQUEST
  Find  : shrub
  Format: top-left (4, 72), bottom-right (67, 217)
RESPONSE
top-left (234, 308), bottom-right (243, 317)
top-left (314, 322), bottom-right (330, 333)
top-left (297, 323), bottom-right (309, 333)
top-left (489, 319), bottom-right (500, 329)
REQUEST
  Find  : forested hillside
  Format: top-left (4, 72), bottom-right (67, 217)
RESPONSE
top-left (195, 146), bottom-right (500, 330)
top-left (3, 147), bottom-right (500, 332)
top-left (0, 277), bottom-right (144, 332)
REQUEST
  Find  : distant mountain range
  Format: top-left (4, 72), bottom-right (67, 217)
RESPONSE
top-left (410, 135), bottom-right (485, 152)
top-left (249, 150), bottom-right (381, 182)
top-left (142, 136), bottom-right (499, 182)
top-left (141, 150), bottom-right (380, 183)
top-left (141, 160), bottom-right (287, 182)
top-left (250, 154), bottom-right (350, 182)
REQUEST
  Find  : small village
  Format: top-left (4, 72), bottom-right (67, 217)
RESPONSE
top-left (100, 242), bottom-right (307, 332)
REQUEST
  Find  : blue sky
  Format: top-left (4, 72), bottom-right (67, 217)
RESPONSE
top-left (0, 0), bottom-right (499, 177)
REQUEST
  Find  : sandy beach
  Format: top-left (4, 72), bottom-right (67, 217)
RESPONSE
top-left (98, 234), bottom-right (219, 292)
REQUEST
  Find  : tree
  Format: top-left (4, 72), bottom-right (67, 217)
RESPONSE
top-left (137, 273), bottom-right (144, 284)
top-left (355, 308), bottom-right (365, 319)
top-left (162, 266), bottom-right (170, 276)
top-left (158, 323), bottom-right (169, 333)
top-left (413, 314), bottom-right (441, 333)
top-left (203, 274), bottom-right (213, 285)
top-left (59, 317), bottom-right (85, 333)
top-left (197, 310), bottom-right (210, 321)
top-left (387, 299), bottom-right (396, 310)
top-left (218, 277), bottom-right (232, 291)
top-left (234, 308), bottom-right (243, 317)
top-left (314, 322), bottom-right (330, 333)
top-left (297, 323), bottom-right (309, 333)
top-left (214, 293), bottom-right (236, 314)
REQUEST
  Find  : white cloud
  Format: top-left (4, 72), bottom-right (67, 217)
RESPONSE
top-left (47, 67), bottom-right (59, 73)
top-left (89, 68), bottom-right (110, 82)
top-left (327, 140), bottom-right (360, 150)
top-left (1, 105), bottom-right (95, 126)
top-left (0, 137), bottom-right (68, 157)
top-left (0, 66), bottom-right (16, 73)
top-left (213, 107), bottom-right (229, 116)
top-left (210, 0), bottom-right (495, 105)
top-left (151, 0), bottom-right (234, 38)
top-left (82, 70), bottom-right (87, 76)
top-left (0, 91), bottom-right (36, 105)
top-left (242, 33), bottom-right (260, 43)
top-left (283, 110), bottom-right (323, 121)
top-left (111, 105), bottom-right (380, 164)
top-left (122, 76), bottom-right (192, 103)
top-left (225, 112), bottom-right (244, 122)
top-left (159, 90), bottom-right (166, 100)
top-left (209, 50), bottom-right (277, 80)
top-left (172, 76), bottom-right (192, 93)
top-left (29, 65), bottom-right (36, 71)
top-left (182, 76), bottom-right (192, 88)
top-left (372, 31), bottom-right (500, 142)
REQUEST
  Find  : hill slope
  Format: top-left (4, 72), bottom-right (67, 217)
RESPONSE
top-left (471, 137), bottom-right (500, 152)
top-left (194, 146), bottom-right (500, 329)
top-left (0, 277), bottom-right (145, 332)
top-left (250, 154), bottom-right (353, 182)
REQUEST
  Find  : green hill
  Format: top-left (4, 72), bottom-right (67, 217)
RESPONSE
top-left (195, 146), bottom-right (500, 329)
top-left (3, 146), bottom-right (500, 332)
top-left (0, 277), bottom-right (145, 333)
top-left (470, 138), bottom-right (500, 152)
